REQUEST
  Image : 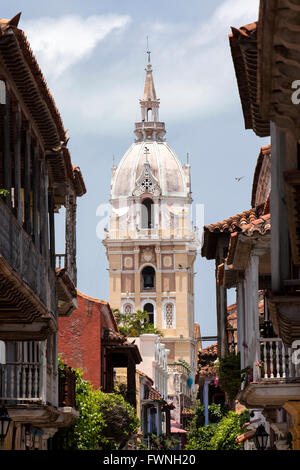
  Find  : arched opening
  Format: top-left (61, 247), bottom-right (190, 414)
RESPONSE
top-left (165, 303), bottom-right (174, 329)
top-left (143, 303), bottom-right (154, 324)
top-left (142, 266), bottom-right (155, 290)
top-left (147, 108), bottom-right (152, 121)
top-left (141, 198), bottom-right (154, 229)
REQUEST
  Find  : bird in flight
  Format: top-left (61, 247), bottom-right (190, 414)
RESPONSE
top-left (235, 176), bottom-right (245, 182)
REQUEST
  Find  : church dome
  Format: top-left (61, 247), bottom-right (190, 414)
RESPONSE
top-left (111, 51), bottom-right (190, 201)
top-left (111, 140), bottom-right (188, 199)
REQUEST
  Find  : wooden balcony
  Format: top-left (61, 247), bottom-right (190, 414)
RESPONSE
top-left (239, 337), bottom-right (300, 408)
top-left (0, 199), bottom-right (56, 340)
top-left (0, 342), bottom-right (57, 406)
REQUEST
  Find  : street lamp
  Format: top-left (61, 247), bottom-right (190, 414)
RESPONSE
top-left (254, 424), bottom-right (269, 451)
top-left (0, 406), bottom-right (11, 440)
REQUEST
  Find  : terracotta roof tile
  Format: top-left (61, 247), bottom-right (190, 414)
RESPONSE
top-left (148, 387), bottom-right (164, 401)
top-left (239, 213), bottom-right (271, 237)
top-left (229, 22), bottom-right (270, 138)
top-left (136, 369), bottom-right (153, 384)
top-left (202, 205), bottom-right (265, 260)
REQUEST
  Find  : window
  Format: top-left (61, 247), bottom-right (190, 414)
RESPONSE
top-left (141, 198), bottom-right (154, 228)
top-left (144, 303), bottom-right (154, 324)
top-left (142, 266), bottom-right (155, 289)
top-left (165, 303), bottom-right (174, 329)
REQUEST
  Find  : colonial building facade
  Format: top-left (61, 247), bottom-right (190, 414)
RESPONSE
top-left (0, 13), bottom-right (85, 450)
top-left (103, 53), bottom-right (199, 373)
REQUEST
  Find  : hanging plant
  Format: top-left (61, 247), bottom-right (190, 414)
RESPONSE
top-left (214, 353), bottom-right (242, 400)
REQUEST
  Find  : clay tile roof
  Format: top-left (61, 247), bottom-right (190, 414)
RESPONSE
top-left (197, 343), bottom-right (218, 380)
top-left (202, 204), bottom-right (264, 260)
top-left (196, 363), bottom-right (217, 380)
top-left (229, 22), bottom-right (270, 138)
top-left (200, 343), bottom-right (218, 356)
top-left (240, 213), bottom-right (271, 237)
top-left (0, 18), bottom-right (66, 148)
top-left (148, 387), bottom-right (164, 401)
top-left (136, 369), bottom-right (154, 384)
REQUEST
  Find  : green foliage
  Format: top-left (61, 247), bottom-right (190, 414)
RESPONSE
top-left (0, 189), bottom-right (9, 196)
top-left (56, 363), bottom-right (139, 450)
top-left (177, 358), bottom-right (191, 374)
top-left (209, 410), bottom-right (249, 450)
top-left (113, 309), bottom-right (163, 337)
top-left (143, 433), bottom-right (178, 450)
top-left (186, 407), bottom-right (250, 451)
top-left (185, 424), bottom-right (218, 450)
top-left (215, 353), bottom-right (243, 400)
top-left (188, 403), bottom-right (229, 429)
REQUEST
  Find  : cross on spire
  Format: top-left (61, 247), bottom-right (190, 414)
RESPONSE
top-left (146, 36), bottom-right (151, 63)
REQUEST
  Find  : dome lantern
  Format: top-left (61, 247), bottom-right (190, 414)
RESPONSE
top-left (134, 51), bottom-right (166, 142)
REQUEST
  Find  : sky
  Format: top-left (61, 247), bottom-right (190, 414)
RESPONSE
top-left (2, 0), bottom-right (269, 340)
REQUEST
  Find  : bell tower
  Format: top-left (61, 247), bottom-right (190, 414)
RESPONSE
top-left (103, 52), bottom-right (199, 378)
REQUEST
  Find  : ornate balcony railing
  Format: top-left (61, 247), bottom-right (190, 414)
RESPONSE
top-left (168, 362), bottom-right (190, 376)
top-left (255, 338), bottom-right (300, 381)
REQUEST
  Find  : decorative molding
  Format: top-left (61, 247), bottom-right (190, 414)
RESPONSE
top-left (132, 162), bottom-right (161, 197)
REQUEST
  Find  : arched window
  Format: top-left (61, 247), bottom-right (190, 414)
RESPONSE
top-left (144, 303), bottom-right (154, 324)
top-left (142, 266), bottom-right (155, 290)
top-left (165, 303), bottom-right (174, 328)
top-left (141, 198), bottom-right (154, 228)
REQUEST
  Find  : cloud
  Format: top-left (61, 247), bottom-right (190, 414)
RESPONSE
top-left (20, 0), bottom-right (260, 137)
top-left (22, 14), bottom-right (131, 79)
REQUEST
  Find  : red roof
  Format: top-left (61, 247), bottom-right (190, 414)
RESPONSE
top-left (202, 205), bottom-right (265, 260)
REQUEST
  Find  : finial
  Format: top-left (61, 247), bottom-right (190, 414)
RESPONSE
top-left (187, 152), bottom-right (189, 165)
top-left (112, 154), bottom-right (115, 168)
top-left (144, 146), bottom-right (150, 163)
top-left (146, 36), bottom-right (151, 64)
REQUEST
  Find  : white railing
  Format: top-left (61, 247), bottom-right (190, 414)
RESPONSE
top-left (257, 338), bottom-right (300, 380)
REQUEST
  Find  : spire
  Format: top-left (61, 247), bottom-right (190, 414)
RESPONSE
top-left (134, 47), bottom-right (166, 143)
top-left (142, 40), bottom-right (157, 101)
